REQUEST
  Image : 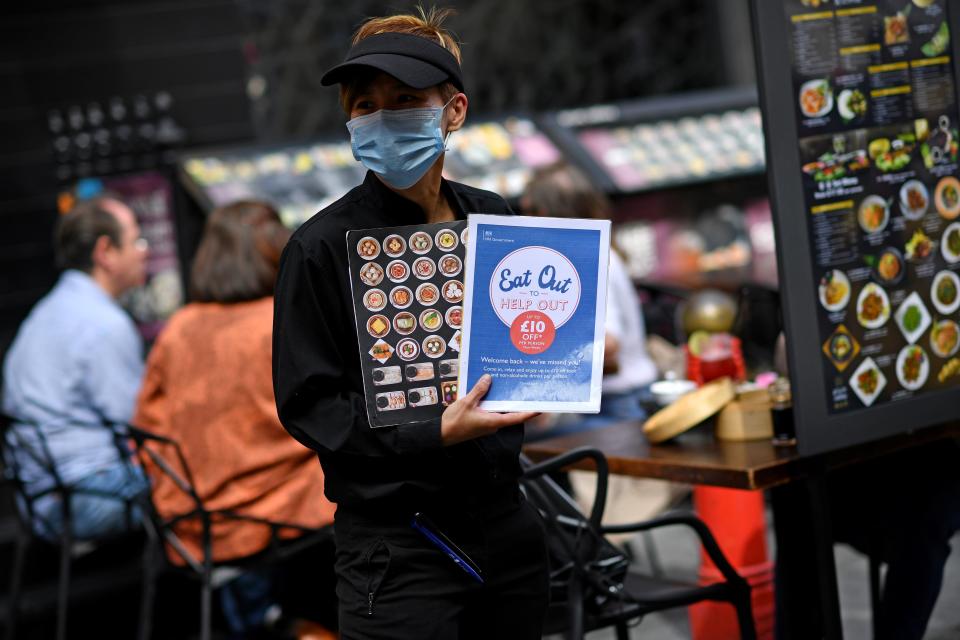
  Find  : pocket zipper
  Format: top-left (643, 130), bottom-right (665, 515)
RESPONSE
top-left (364, 539), bottom-right (391, 617)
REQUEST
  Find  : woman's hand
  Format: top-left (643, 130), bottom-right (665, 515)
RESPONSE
top-left (603, 332), bottom-right (620, 375)
top-left (441, 374), bottom-right (539, 446)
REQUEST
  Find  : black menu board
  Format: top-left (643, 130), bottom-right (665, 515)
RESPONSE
top-left (347, 222), bottom-right (466, 428)
top-left (752, 0), bottom-right (960, 455)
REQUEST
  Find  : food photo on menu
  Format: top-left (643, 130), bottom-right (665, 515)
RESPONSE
top-left (786, 0), bottom-right (960, 412)
top-left (347, 222), bottom-right (467, 428)
top-left (800, 129), bottom-right (871, 188)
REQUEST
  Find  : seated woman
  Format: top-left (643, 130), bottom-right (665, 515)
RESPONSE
top-left (521, 163), bottom-right (681, 538)
top-left (133, 200), bottom-right (336, 636)
top-left (521, 162), bottom-right (658, 436)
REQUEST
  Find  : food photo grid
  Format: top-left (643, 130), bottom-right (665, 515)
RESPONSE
top-left (347, 222), bottom-right (467, 427)
top-left (787, 0), bottom-right (960, 412)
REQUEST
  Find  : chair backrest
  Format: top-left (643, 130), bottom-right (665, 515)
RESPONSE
top-left (520, 450), bottom-right (631, 617)
top-left (0, 413), bottom-right (142, 542)
top-left (127, 424), bottom-right (332, 577)
top-left (126, 425), bottom-right (209, 572)
top-left (0, 412), bottom-right (71, 532)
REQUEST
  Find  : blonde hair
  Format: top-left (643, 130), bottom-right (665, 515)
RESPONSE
top-left (339, 6), bottom-right (462, 112)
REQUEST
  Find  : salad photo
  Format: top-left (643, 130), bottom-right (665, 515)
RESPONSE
top-left (801, 131), bottom-right (870, 182)
top-left (838, 89), bottom-right (867, 122)
top-left (802, 150), bottom-right (870, 182)
top-left (869, 135), bottom-right (914, 173)
top-left (894, 292), bottom-right (931, 345)
top-left (921, 21), bottom-right (950, 58)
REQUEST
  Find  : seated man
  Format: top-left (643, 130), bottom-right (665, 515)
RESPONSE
top-left (3, 195), bottom-right (149, 540)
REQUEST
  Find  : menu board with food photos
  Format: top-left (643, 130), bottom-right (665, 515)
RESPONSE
top-left (347, 222), bottom-right (467, 428)
top-left (753, 0), bottom-right (960, 453)
top-left (788, 0), bottom-right (960, 411)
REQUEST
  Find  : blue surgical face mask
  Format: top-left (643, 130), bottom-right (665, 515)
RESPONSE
top-left (346, 97), bottom-right (455, 190)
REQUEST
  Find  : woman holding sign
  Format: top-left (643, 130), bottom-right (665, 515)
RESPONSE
top-left (272, 8), bottom-right (549, 638)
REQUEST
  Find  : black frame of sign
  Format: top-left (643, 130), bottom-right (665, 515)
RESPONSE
top-left (750, 0), bottom-right (960, 456)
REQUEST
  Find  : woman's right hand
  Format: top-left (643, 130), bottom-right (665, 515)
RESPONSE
top-left (440, 374), bottom-right (539, 446)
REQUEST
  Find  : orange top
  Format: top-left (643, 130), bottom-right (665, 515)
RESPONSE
top-left (133, 297), bottom-right (335, 564)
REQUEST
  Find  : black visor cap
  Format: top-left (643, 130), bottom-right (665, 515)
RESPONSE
top-left (321, 32), bottom-right (464, 92)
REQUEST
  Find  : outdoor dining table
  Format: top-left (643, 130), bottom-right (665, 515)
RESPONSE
top-left (523, 418), bottom-right (960, 639)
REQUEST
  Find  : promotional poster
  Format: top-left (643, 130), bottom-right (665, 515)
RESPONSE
top-left (459, 214), bottom-right (610, 412)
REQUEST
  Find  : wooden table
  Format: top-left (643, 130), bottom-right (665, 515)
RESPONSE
top-left (524, 420), bottom-right (960, 640)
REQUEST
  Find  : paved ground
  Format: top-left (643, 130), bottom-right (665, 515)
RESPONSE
top-left (545, 505), bottom-right (960, 639)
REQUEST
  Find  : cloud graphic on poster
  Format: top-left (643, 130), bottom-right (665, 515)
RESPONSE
top-left (507, 378), bottom-right (592, 402)
top-left (557, 342), bottom-right (592, 370)
top-left (490, 341), bottom-right (597, 402)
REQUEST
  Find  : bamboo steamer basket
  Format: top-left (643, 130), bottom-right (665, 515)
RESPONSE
top-left (643, 377), bottom-right (736, 443)
top-left (715, 387), bottom-right (774, 441)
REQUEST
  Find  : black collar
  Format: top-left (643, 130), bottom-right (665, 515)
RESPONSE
top-left (361, 170), bottom-right (467, 224)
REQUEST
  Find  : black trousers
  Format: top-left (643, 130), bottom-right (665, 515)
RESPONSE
top-left (333, 495), bottom-right (550, 640)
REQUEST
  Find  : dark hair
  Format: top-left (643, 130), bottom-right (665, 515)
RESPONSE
top-left (54, 197), bottom-right (124, 272)
top-left (189, 200), bottom-right (291, 303)
top-left (522, 162), bottom-right (611, 220)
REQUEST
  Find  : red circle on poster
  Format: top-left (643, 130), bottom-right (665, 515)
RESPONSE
top-left (510, 311), bottom-right (556, 355)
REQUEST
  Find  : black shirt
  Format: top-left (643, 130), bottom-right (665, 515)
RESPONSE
top-left (273, 171), bottom-right (523, 515)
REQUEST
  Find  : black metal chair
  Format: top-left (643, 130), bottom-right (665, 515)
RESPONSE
top-left (521, 447), bottom-right (757, 640)
top-left (126, 424), bottom-right (333, 640)
top-left (0, 413), bottom-right (153, 640)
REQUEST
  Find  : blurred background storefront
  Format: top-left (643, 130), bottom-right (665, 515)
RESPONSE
top-left (0, 0), bottom-right (765, 356)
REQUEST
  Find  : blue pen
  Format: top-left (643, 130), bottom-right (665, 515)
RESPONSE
top-left (411, 513), bottom-right (485, 584)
